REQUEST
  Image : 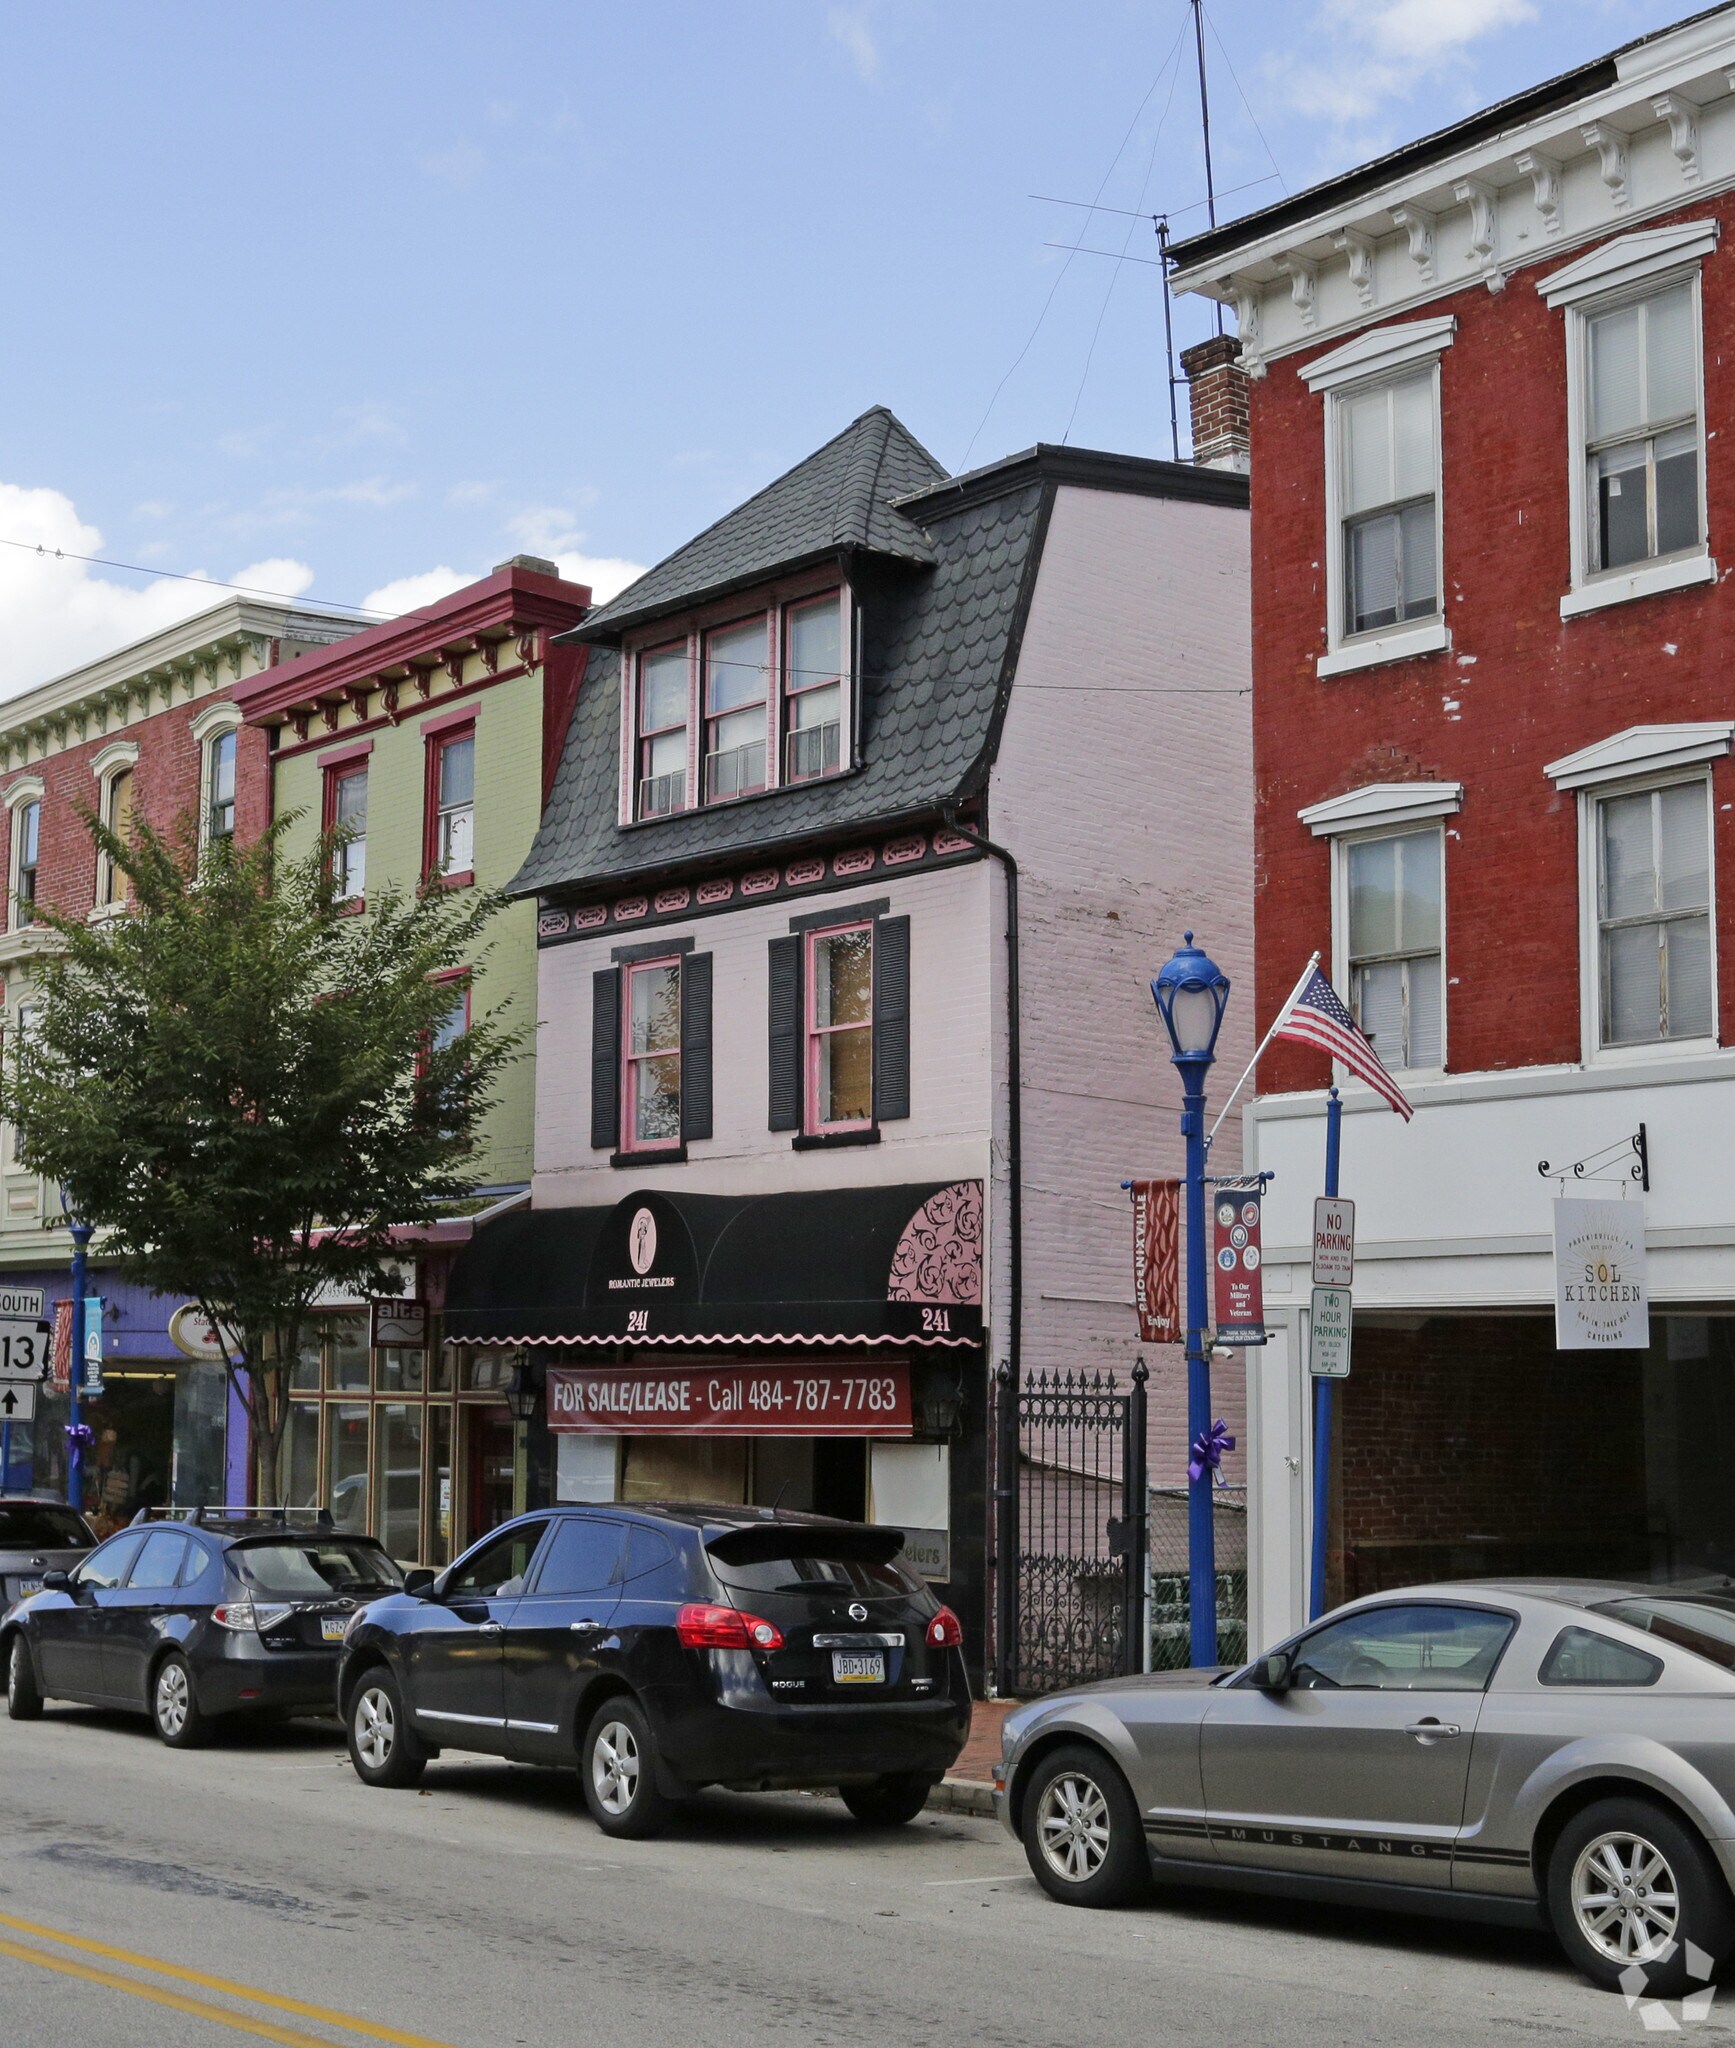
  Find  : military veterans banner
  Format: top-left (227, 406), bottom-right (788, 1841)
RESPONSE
top-left (1553, 1197), bottom-right (1648, 1350)
top-left (1131, 1179), bottom-right (1181, 1344)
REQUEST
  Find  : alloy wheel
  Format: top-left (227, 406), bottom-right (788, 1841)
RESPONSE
top-left (592, 1720), bottom-right (641, 1816)
top-left (1037, 1771), bottom-right (1112, 1884)
top-left (1571, 1831), bottom-right (1681, 1965)
top-left (7, 1645), bottom-right (19, 1705)
top-left (155, 1663), bottom-right (189, 1740)
top-left (355, 1687), bottom-right (396, 1772)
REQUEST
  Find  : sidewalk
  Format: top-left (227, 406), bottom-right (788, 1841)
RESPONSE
top-left (931, 1696), bottom-right (1019, 1817)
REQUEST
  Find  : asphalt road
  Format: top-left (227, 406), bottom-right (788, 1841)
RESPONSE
top-left (0, 1703), bottom-right (1713, 2048)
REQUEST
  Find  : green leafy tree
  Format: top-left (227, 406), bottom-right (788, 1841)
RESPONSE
top-left (0, 811), bottom-right (517, 1505)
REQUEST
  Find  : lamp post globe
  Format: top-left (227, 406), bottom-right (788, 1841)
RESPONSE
top-left (1150, 932), bottom-right (1231, 1669)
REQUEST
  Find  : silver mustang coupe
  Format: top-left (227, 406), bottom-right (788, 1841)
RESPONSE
top-left (993, 1582), bottom-right (1735, 1994)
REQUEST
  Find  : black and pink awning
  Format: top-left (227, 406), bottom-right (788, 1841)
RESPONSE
top-left (441, 1180), bottom-right (984, 1351)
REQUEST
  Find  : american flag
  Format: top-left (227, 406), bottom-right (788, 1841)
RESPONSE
top-left (1273, 964), bottom-right (1413, 1120)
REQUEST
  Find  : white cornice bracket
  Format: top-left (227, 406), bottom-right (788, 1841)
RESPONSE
top-left (1334, 228), bottom-right (1378, 309)
top-left (1280, 254), bottom-right (1319, 330)
top-left (1581, 121), bottom-right (1631, 210)
top-left (1653, 94), bottom-right (1701, 185)
top-left (1514, 149), bottom-right (1563, 237)
top-left (1390, 203), bottom-right (1436, 284)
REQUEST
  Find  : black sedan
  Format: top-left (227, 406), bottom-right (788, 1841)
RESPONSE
top-left (3, 1508), bottom-right (402, 1744)
top-left (0, 1496), bottom-right (96, 1610)
top-left (337, 1504), bottom-right (971, 1836)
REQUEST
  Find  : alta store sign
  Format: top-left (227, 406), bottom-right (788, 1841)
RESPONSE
top-left (1553, 1198), bottom-right (1648, 1350)
top-left (547, 1362), bottom-right (912, 1437)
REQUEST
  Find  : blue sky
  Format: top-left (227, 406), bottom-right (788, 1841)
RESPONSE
top-left (0, 0), bottom-right (1697, 693)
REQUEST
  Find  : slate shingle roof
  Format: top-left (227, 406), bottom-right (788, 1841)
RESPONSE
top-left (515, 418), bottom-right (1247, 902)
top-left (575, 408), bottom-right (946, 641)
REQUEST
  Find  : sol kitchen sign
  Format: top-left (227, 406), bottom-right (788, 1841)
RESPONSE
top-left (1212, 1190), bottom-right (1266, 1348)
top-left (1553, 1197), bottom-right (1648, 1350)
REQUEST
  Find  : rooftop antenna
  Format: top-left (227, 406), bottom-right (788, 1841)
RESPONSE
top-left (1189, 0), bottom-right (1224, 336)
top-left (1156, 215), bottom-right (1181, 461)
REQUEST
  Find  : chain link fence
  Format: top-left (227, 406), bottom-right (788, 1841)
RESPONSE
top-left (1148, 1482), bottom-right (1248, 1671)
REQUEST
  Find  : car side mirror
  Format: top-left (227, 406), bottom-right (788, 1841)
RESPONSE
top-left (40, 1570), bottom-right (72, 1594)
top-left (1256, 1650), bottom-right (1293, 1693)
top-left (402, 1568), bottom-right (436, 1599)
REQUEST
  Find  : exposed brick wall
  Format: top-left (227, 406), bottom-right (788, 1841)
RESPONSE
top-left (0, 692), bottom-right (263, 923)
top-left (1181, 334), bottom-right (1251, 472)
top-left (1332, 1316), bottom-right (1647, 1600)
top-left (1249, 184), bottom-right (1735, 1094)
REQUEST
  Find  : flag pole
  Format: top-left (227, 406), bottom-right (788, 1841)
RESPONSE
top-left (1206, 951), bottom-right (1320, 1151)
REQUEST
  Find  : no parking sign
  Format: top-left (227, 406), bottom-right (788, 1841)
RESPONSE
top-left (1212, 1189), bottom-right (1266, 1347)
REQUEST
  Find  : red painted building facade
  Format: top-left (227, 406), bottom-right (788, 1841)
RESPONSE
top-left (1171, 8), bottom-right (1735, 1644)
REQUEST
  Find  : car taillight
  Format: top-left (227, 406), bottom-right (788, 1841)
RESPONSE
top-left (926, 1606), bottom-right (963, 1649)
top-left (211, 1599), bottom-right (293, 1633)
top-left (676, 1604), bottom-right (784, 1651)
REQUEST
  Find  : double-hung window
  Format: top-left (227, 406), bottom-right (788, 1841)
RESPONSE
top-left (637, 645), bottom-right (689, 819)
top-left (1596, 780), bottom-right (1713, 1048)
top-left (1345, 829), bottom-right (1443, 1071)
top-left (1340, 375), bottom-right (1439, 638)
top-left (328, 764), bottom-right (368, 903)
top-left (13, 801), bottom-right (39, 920)
top-left (100, 766), bottom-right (134, 906)
top-left (428, 728), bottom-right (474, 882)
top-left (206, 730), bottom-right (237, 844)
top-left (807, 924), bottom-right (875, 1132)
top-left (622, 958), bottom-right (682, 1151)
top-left (784, 598), bottom-right (842, 783)
top-left (1584, 284), bottom-right (1701, 576)
top-left (703, 619), bottom-right (768, 803)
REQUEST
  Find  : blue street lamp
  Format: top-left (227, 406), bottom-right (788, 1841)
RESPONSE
top-left (1151, 933), bottom-right (1231, 1669)
top-left (58, 1186), bottom-right (93, 1514)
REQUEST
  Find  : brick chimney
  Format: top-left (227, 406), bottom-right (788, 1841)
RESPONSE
top-left (1180, 333), bottom-right (1250, 473)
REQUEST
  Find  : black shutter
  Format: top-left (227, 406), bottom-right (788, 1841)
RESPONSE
top-left (680, 952), bottom-right (713, 1143)
top-left (590, 967), bottom-right (621, 1151)
top-left (873, 914), bottom-right (911, 1122)
top-left (767, 935), bottom-right (802, 1131)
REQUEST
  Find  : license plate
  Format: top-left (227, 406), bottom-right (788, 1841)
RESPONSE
top-left (15, 1580), bottom-right (40, 1598)
top-left (832, 1652), bottom-right (885, 1685)
top-left (320, 1615), bottom-right (349, 1642)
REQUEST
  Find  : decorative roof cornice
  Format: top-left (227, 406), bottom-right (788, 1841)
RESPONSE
top-left (1168, 4), bottom-right (1735, 374)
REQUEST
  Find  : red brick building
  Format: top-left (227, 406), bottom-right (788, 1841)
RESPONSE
top-left (0, 597), bottom-right (359, 1524)
top-left (1170, 8), bottom-right (1735, 1642)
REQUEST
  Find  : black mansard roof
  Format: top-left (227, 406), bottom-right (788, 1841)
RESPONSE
top-left (514, 412), bottom-right (1245, 901)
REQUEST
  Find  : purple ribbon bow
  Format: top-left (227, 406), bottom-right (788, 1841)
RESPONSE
top-left (63, 1422), bottom-right (95, 1448)
top-left (1188, 1418), bottom-right (1236, 1485)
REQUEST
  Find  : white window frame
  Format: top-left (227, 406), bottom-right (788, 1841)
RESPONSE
top-left (191, 702), bottom-right (243, 850)
top-left (3, 776), bottom-right (45, 931)
top-left (1577, 770), bottom-right (1719, 1065)
top-left (617, 582), bottom-right (855, 827)
top-left (90, 741), bottom-right (140, 913)
top-left (1300, 317), bottom-right (1455, 680)
top-left (1328, 820), bottom-right (1449, 1079)
top-left (1539, 219), bottom-right (1719, 620)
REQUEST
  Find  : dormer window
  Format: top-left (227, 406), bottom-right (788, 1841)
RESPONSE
top-left (703, 619), bottom-right (768, 803)
top-left (784, 597), bottom-right (842, 783)
top-left (624, 586), bottom-right (851, 824)
top-left (637, 644), bottom-right (689, 819)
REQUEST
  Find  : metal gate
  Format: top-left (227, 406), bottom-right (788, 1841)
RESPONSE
top-left (994, 1362), bottom-right (1147, 1696)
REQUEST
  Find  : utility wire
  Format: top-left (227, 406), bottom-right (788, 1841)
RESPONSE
top-left (962, 5), bottom-right (1192, 469)
top-left (1203, 4), bottom-right (1288, 195)
top-left (1029, 174), bottom-right (1280, 221)
top-left (0, 534), bottom-right (401, 621)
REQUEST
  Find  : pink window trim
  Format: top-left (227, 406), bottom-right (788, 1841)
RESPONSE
top-left (636, 640), bottom-right (690, 819)
top-left (782, 590), bottom-right (845, 785)
top-left (316, 737), bottom-right (374, 772)
top-left (804, 921), bottom-right (874, 1136)
top-left (702, 614), bottom-right (770, 803)
top-left (621, 955), bottom-right (683, 1153)
top-left (418, 703), bottom-right (479, 740)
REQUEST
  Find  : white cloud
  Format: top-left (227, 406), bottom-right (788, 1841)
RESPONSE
top-left (828, 5), bottom-right (880, 84)
top-left (550, 552), bottom-right (645, 604)
top-left (1283, 0), bottom-right (1534, 140)
top-left (361, 567), bottom-right (473, 617)
top-left (232, 556), bottom-right (315, 600)
top-left (0, 481), bottom-right (274, 698)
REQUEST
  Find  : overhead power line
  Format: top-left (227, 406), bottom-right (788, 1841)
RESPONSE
top-left (0, 534), bottom-right (400, 621)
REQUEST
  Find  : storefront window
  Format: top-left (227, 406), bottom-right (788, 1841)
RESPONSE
top-left (283, 1400), bottom-right (320, 1510)
top-left (376, 1346), bottom-right (426, 1394)
top-left (431, 1344), bottom-right (456, 1393)
top-left (428, 1403), bottom-right (453, 1567)
top-left (328, 1317), bottom-right (369, 1391)
top-left (464, 1349), bottom-right (513, 1392)
top-left (325, 1403), bottom-right (370, 1532)
top-left (378, 1404), bottom-right (424, 1561)
top-left (290, 1330), bottom-right (321, 1392)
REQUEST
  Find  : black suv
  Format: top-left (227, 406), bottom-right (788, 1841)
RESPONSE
top-left (337, 1504), bottom-right (971, 1836)
top-left (0, 1496), bottom-right (96, 1610)
top-left (3, 1507), bottom-right (401, 1745)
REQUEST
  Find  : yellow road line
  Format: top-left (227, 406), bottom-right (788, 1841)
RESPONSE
top-left (0, 1911), bottom-right (460, 2048)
